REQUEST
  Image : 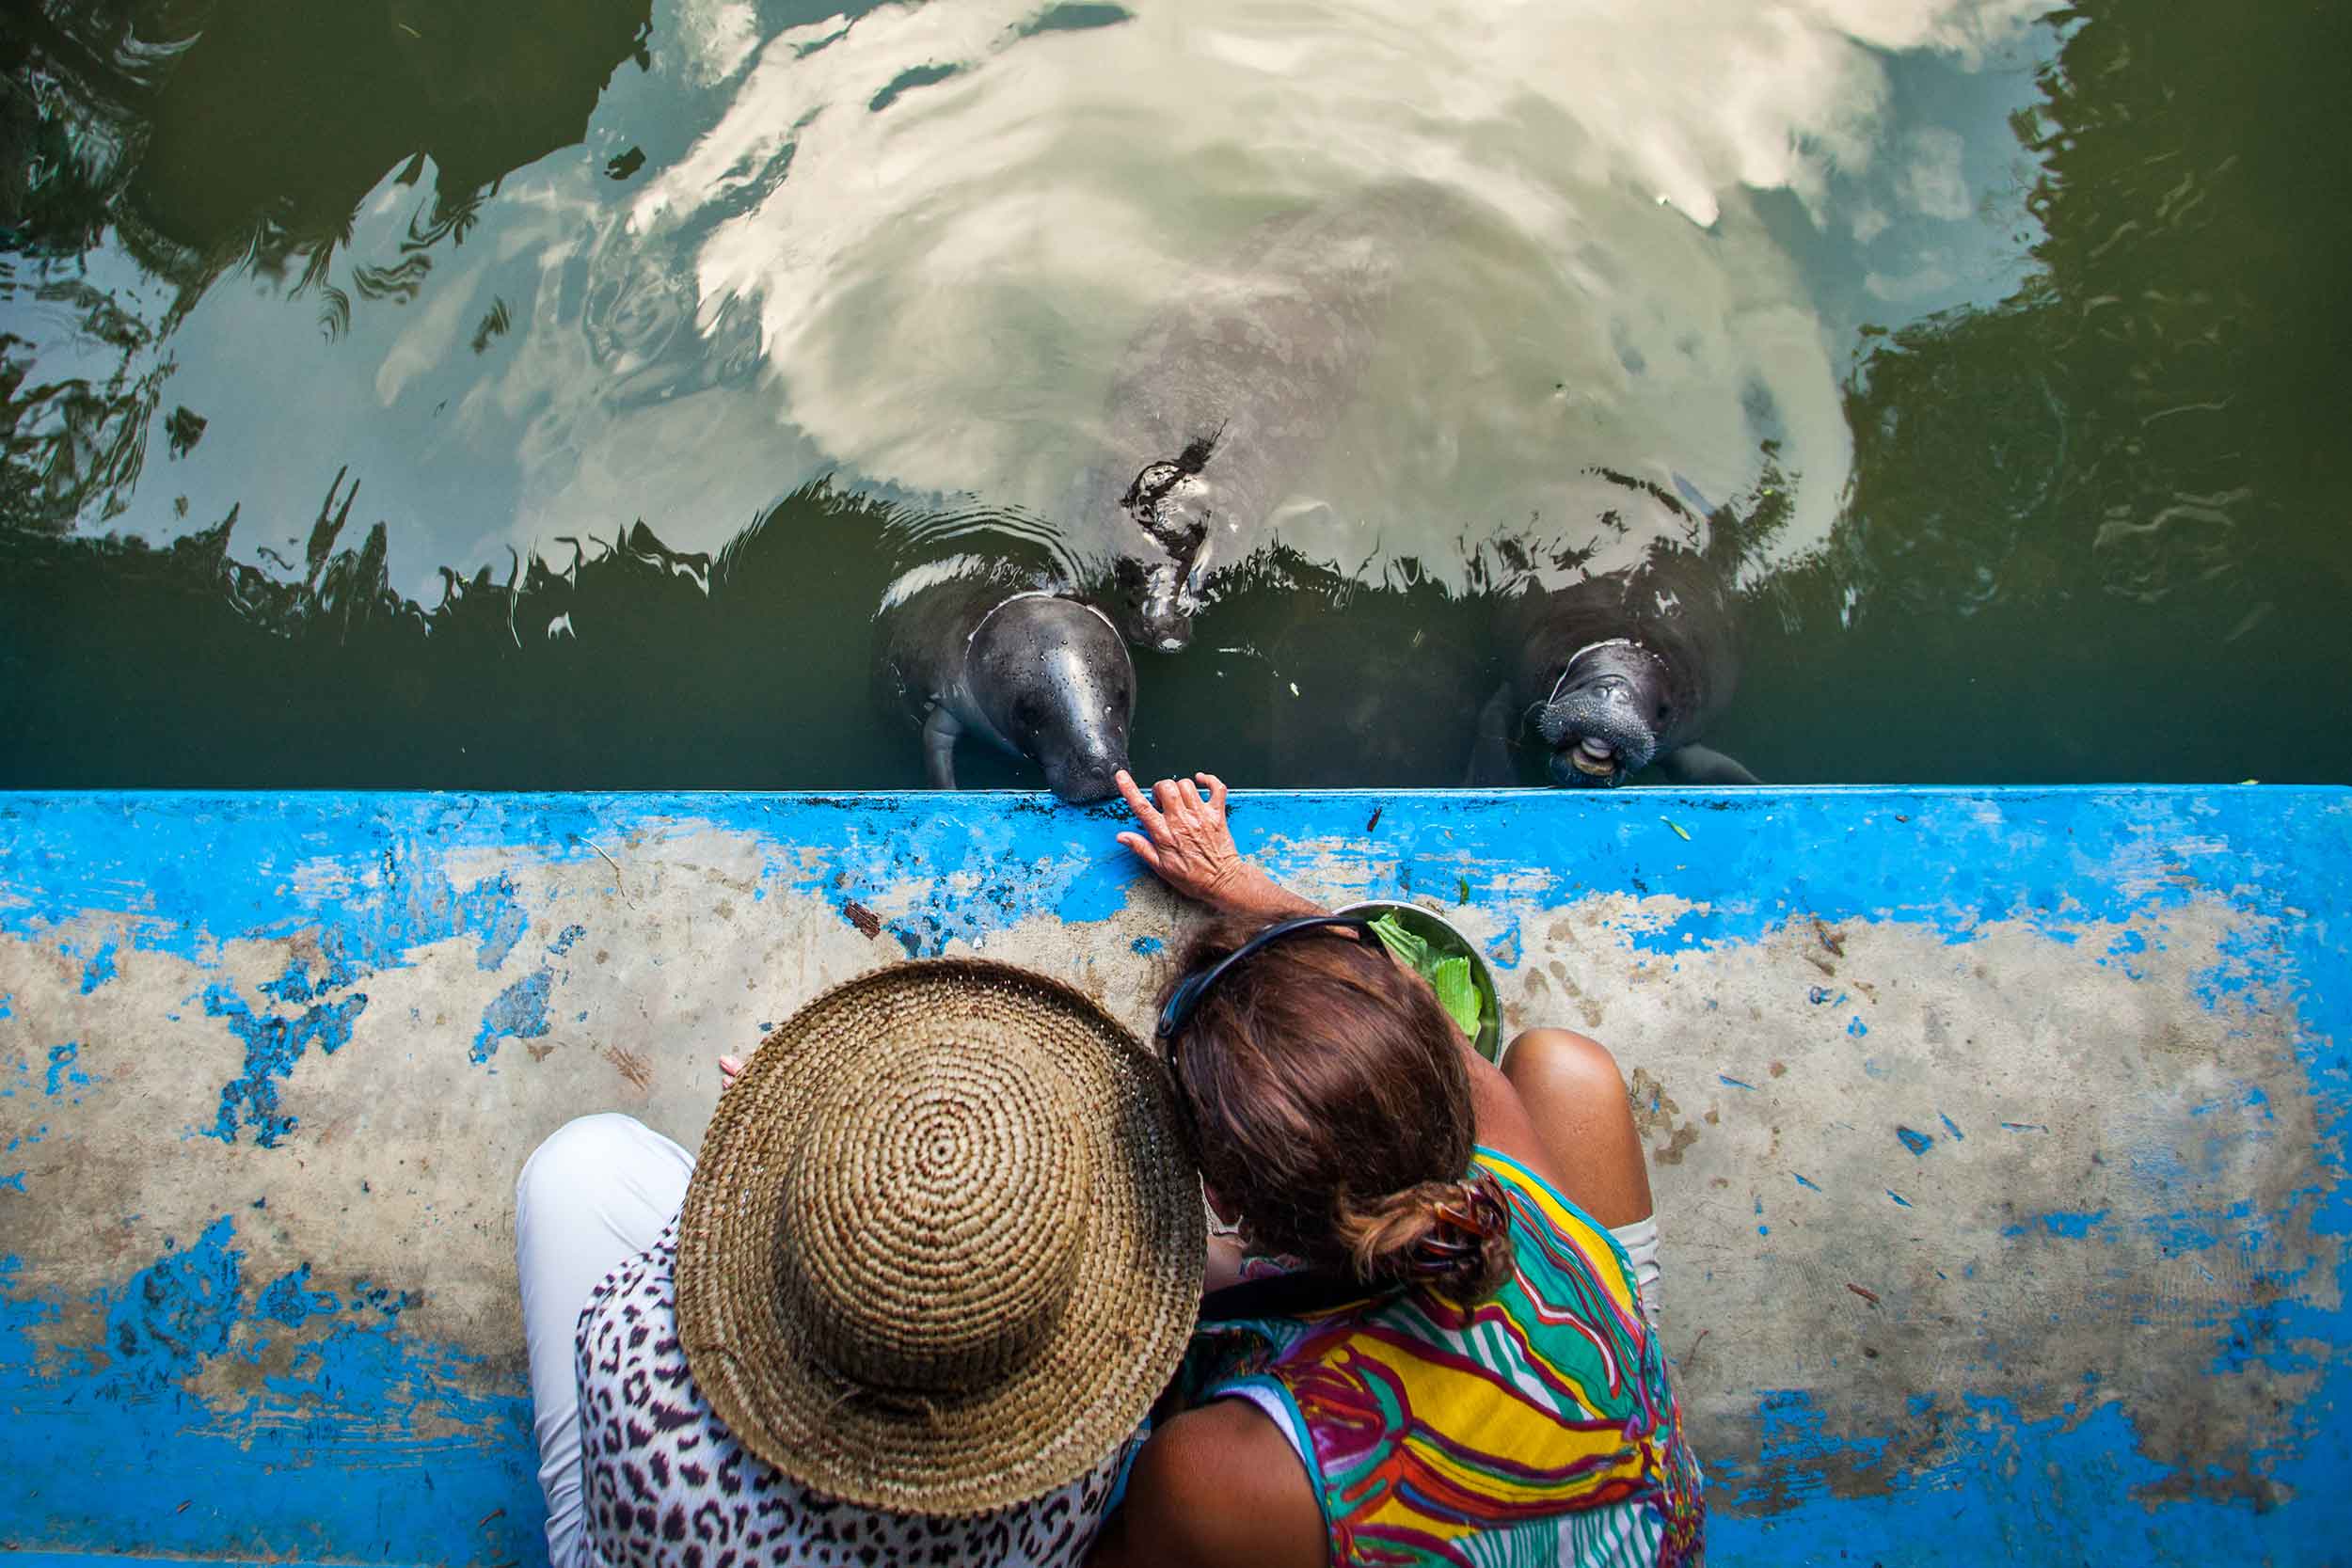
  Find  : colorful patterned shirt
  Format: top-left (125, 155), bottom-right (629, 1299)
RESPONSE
top-left (1174, 1148), bottom-right (1704, 1567)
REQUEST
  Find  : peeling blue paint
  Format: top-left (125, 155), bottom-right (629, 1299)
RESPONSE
top-left (104, 1215), bottom-right (245, 1391)
top-left (79, 938), bottom-right (118, 991)
top-left (1719, 1387), bottom-right (1896, 1510)
top-left (256, 1261), bottom-right (341, 1328)
top-left (0, 787), bottom-right (2346, 1564)
top-left (1711, 1388), bottom-right (2352, 1563)
top-left (2041, 1208), bottom-right (2111, 1239)
top-left (44, 1043), bottom-right (90, 1104)
top-left (0, 1212), bottom-right (534, 1559)
top-left (203, 968), bottom-right (369, 1147)
top-left (0, 1171), bottom-right (23, 1193)
top-left (1793, 1173), bottom-right (1821, 1192)
top-left (1720, 1074), bottom-right (1756, 1090)
top-left (1, 786), bottom-right (2340, 973)
top-left (0, 802), bottom-right (534, 985)
top-left (474, 968), bottom-right (552, 1063)
top-left (1939, 1112), bottom-right (1964, 1141)
top-left (457, 871), bottom-right (532, 969)
top-left (1896, 1125), bottom-right (1934, 1155)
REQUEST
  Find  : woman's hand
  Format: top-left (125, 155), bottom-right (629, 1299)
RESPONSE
top-left (719, 1053), bottom-right (745, 1093)
top-left (1115, 770), bottom-right (1250, 905)
top-left (1117, 770), bottom-right (1321, 918)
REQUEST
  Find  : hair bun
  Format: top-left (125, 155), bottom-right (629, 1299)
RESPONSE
top-left (1336, 1168), bottom-right (1515, 1302)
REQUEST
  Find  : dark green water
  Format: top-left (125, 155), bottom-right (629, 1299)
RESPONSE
top-left (3, 0), bottom-right (2347, 788)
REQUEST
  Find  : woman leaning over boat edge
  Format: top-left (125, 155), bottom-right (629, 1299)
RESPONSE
top-left (1090, 768), bottom-right (1703, 1568)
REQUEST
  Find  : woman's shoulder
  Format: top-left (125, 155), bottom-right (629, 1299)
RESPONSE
top-left (1472, 1142), bottom-right (1593, 1220)
top-left (1471, 1145), bottom-right (1644, 1314)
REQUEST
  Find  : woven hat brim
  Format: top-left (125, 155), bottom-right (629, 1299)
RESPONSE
top-left (676, 958), bottom-right (1204, 1516)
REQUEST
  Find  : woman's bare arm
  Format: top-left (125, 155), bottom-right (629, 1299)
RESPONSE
top-left (1088, 1402), bottom-right (1327, 1568)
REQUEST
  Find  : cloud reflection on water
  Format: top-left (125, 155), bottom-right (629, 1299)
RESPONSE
top-left (607, 0), bottom-right (2051, 582)
top-left (9, 0), bottom-right (2055, 602)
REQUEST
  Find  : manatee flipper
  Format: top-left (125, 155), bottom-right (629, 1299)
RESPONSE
top-left (922, 705), bottom-right (962, 789)
top-left (1659, 744), bottom-right (1760, 785)
top-left (1464, 683), bottom-right (1520, 787)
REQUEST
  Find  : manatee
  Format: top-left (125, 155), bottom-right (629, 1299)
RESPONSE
top-left (1071, 186), bottom-right (1426, 651)
top-left (875, 571), bottom-right (1136, 803)
top-left (1472, 471), bottom-right (1760, 788)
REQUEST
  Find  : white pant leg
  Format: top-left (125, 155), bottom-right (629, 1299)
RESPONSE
top-left (1608, 1213), bottom-right (1661, 1335)
top-left (515, 1113), bottom-right (695, 1568)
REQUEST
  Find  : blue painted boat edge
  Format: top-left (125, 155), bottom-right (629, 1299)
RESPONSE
top-left (2, 786), bottom-right (2346, 1564)
top-left (0, 781), bottom-right (2341, 803)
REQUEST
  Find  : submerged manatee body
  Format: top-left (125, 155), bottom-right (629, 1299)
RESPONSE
top-left (1477, 472), bottom-right (1760, 788)
top-left (876, 573), bottom-right (1136, 802)
top-left (1073, 186), bottom-right (1429, 651)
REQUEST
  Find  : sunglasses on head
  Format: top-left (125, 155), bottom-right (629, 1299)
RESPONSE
top-left (1154, 912), bottom-right (1380, 1052)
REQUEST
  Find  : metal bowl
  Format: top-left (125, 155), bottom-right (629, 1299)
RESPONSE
top-left (1337, 899), bottom-right (1503, 1062)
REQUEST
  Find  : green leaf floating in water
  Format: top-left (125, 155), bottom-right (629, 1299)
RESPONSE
top-left (1367, 911), bottom-right (1486, 1039)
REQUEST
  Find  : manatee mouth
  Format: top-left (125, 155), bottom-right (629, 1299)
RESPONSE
top-left (1566, 736), bottom-right (1619, 778)
top-left (1541, 716), bottom-right (1653, 787)
top-left (1549, 738), bottom-right (1631, 788)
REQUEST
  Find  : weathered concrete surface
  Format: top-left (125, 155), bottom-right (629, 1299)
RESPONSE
top-left (0, 786), bottom-right (2345, 1563)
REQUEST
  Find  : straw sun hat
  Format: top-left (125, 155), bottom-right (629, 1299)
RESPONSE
top-left (676, 958), bottom-right (1204, 1515)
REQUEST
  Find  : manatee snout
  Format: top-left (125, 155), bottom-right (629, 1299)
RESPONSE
top-left (1031, 689), bottom-right (1134, 804)
top-left (1041, 738), bottom-right (1128, 804)
top-left (1537, 675), bottom-right (1661, 788)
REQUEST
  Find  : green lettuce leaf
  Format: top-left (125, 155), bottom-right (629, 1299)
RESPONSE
top-left (1368, 911), bottom-right (1486, 1039)
top-left (1427, 956), bottom-right (1483, 1039)
top-left (1367, 911), bottom-right (1429, 968)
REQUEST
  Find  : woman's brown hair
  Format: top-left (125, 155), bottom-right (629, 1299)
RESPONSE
top-left (1162, 914), bottom-right (1514, 1301)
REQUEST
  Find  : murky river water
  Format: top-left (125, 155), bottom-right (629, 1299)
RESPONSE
top-left (3, 0), bottom-right (2346, 788)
